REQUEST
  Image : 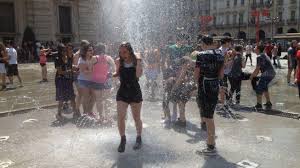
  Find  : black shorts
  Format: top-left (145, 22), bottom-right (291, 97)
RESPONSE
top-left (198, 79), bottom-right (219, 119)
top-left (116, 82), bottom-right (143, 104)
top-left (246, 54), bottom-right (252, 57)
top-left (40, 63), bottom-right (46, 67)
top-left (7, 64), bottom-right (19, 76)
top-left (288, 59), bottom-right (297, 69)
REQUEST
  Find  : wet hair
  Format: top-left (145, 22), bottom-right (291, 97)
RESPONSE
top-left (79, 40), bottom-right (91, 60)
top-left (180, 56), bottom-right (192, 65)
top-left (57, 43), bottom-right (66, 57)
top-left (66, 43), bottom-right (73, 49)
top-left (119, 42), bottom-right (137, 66)
top-left (291, 40), bottom-right (298, 47)
top-left (221, 36), bottom-right (232, 45)
top-left (80, 40), bottom-right (90, 48)
top-left (297, 43), bottom-right (300, 50)
top-left (257, 42), bottom-right (265, 53)
top-left (0, 42), bottom-right (6, 57)
top-left (234, 45), bottom-right (243, 52)
top-left (201, 35), bottom-right (214, 45)
top-left (94, 42), bottom-right (106, 55)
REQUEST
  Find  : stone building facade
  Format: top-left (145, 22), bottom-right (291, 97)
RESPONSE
top-left (208, 0), bottom-right (300, 40)
top-left (0, 0), bottom-right (100, 44)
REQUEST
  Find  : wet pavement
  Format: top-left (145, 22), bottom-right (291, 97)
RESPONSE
top-left (0, 100), bottom-right (299, 168)
top-left (0, 63), bottom-right (56, 113)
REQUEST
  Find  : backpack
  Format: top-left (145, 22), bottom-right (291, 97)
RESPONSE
top-left (92, 55), bottom-right (109, 84)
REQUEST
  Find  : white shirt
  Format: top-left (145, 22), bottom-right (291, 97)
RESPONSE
top-left (245, 45), bottom-right (252, 55)
top-left (7, 47), bottom-right (18, 65)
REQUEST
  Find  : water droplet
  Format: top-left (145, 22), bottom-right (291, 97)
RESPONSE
top-left (256, 135), bottom-right (273, 142)
top-left (236, 159), bottom-right (259, 168)
top-left (0, 159), bottom-right (14, 168)
top-left (22, 119), bottom-right (39, 124)
top-left (238, 118), bottom-right (249, 122)
top-left (0, 136), bottom-right (9, 142)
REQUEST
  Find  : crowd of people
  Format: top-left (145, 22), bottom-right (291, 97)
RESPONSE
top-left (0, 33), bottom-right (300, 156)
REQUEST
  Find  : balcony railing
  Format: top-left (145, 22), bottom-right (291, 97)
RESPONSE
top-left (287, 19), bottom-right (297, 25)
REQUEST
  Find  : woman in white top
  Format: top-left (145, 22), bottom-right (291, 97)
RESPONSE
top-left (77, 40), bottom-right (95, 117)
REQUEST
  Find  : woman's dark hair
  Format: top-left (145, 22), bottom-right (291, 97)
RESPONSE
top-left (94, 42), bottom-right (106, 55)
top-left (220, 36), bottom-right (232, 45)
top-left (119, 42), bottom-right (137, 66)
top-left (66, 43), bottom-right (73, 49)
top-left (79, 40), bottom-right (91, 60)
top-left (0, 42), bottom-right (6, 57)
top-left (257, 42), bottom-right (265, 53)
top-left (57, 43), bottom-right (66, 57)
top-left (201, 35), bottom-right (214, 45)
top-left (234, 45), bottom-right (243, 52)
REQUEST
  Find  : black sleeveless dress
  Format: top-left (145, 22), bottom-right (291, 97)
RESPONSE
top-left (116, 62), bottom-right (143, 103)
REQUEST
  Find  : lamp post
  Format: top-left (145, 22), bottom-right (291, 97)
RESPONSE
top-left (270, 17), bottom-right (279, 41)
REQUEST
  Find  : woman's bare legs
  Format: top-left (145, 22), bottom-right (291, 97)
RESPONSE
top-left (117, 101), bottom-right (129, 136)
top-left (95, 89), bottom-right (105, 120)
top-left (117, 101), bottom-right (129, 153)
top-left (131, 102), bottom-right (143, 150)
top-left (178, 101), bottom-right (186, 122)
top-left (130, 102), bottom-right (143, 136)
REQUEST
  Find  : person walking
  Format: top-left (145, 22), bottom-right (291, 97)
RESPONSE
top-left (194, 35), bottom-right (224, 155)
top-left (6, 41), bottom-right (23, 88)
top-left (113, 42), bottom-right (143, 153)
top-left (245, 42), bottom-right (253, 66)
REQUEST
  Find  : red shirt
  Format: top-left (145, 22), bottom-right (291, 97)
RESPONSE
top-left (265, 45), bottom-right (273, 57)
top-left (296, 50), bottom-right (300, 83)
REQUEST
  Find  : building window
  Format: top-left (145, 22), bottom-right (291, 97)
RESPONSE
top-left (213, 16), bottom-right (216, 26)
top-left (291, 10), bottom-right (296, 21)
top-left (213, 0), bottom-right (217, 9)
top-left (277, 0), bottom-right (283, 5)
top-left (278, 11), bottom-right (283, 21)
top-left (290, 0), bottom-right (297, 4)
top-left (0, 3), bottom-right (15, 33)
top-left (277, 27), bottom-right (283, 34)
top-left (234, 0), bottom-right (237, 6)
top-left (59, 6), bottom-right (72, 34)
top-left (227, 0), bottom-right (230, 7)
top-left (233, 14), bottom-right (237, 24)
top-left (226, 14), bottom-right (230, 24)
top-left (241, 0), bottom-right (245, 5)
top-left (239, 13), bottom-right (244, 24)
top-left (260, 0), bottom-right (264, 6)
top-left (205, 10), bottom-right (209, 15)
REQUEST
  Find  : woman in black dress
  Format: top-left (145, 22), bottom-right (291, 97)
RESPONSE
top-left (113, 42), bottom-right (143, 153)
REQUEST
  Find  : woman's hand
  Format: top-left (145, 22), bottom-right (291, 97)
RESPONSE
top-left (112, 72), bottom-right (119, 77)
top-left (135, 53), bottom-right (142, 60)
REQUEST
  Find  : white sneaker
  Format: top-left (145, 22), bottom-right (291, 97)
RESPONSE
top-left (196, 147), bottom-right (217, 156)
